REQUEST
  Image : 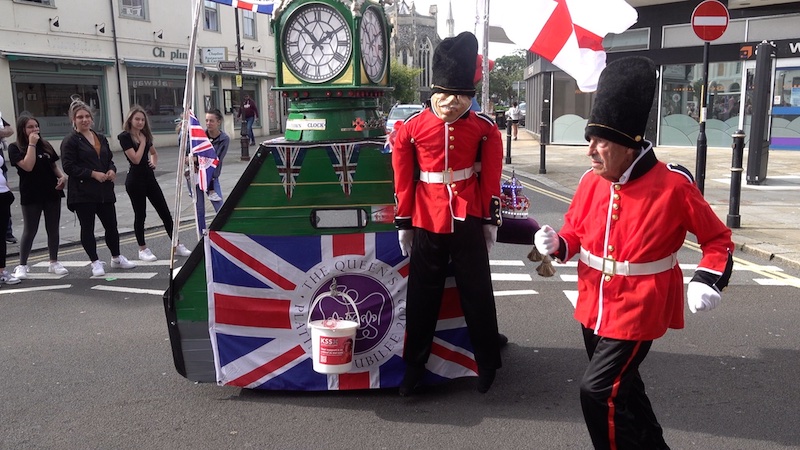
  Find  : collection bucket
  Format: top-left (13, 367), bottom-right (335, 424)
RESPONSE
top-left (307, 280), bottom-right (361, 374)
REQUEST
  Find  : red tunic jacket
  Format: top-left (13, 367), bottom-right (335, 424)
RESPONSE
top-left (557, 146), bottom-right (733, 340)
top-left (392, 108), bottom-right (502, 233)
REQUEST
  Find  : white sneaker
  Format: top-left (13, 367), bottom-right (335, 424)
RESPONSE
top-left (13, 264), bottom-right (29, 280)
top-left (207, 191), bottom-right (223, 202)
top-left (111, 255), bottom-right (136, 269)
top-left (175, 243), bottom-right (192, 257)
top-left (49, 261), bottom-right (69, 275)
top-left (91, 260), bottom-right (106, 277)
top-left (138, 248), bottom-right (158, 262)
top-left (0, 270), bottom-right (21, 285)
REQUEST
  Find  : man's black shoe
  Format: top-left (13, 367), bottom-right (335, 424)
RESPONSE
top-left (399, 365), bottom-right (425, 396)
top-left (477, 367), bottom-right (496, 394)
top-left (5, 235), bottom-right (16, 244)
top-left (498, 333), bottom-right (509, 347)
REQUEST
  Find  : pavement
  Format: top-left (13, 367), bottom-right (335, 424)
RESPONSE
top-left (6, 130), bottom-right (800, 269)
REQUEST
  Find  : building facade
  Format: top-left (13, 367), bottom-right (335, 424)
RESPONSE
top-left (524, 0), bottom-right (800, 151)
top-left (0, 0), bottom-right (281, 149)
top-left (386, 0), bottom-right (443, 103)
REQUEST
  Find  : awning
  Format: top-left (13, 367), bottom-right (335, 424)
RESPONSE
top-left (122, 59), bottom-right (204, 71)
top-left (1, 51), bottom-right (115, 66)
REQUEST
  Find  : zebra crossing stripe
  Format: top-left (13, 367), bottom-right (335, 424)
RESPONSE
top-left (91, 285), bottom-right (165, 296)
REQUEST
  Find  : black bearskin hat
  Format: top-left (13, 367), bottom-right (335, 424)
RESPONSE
top-left (430, 31), bottom-right (478, 97)
top-left (585, 56), bottom-right (657, 149)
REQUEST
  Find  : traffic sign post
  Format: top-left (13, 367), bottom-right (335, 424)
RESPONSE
top-left (691, 0), bottom-right (729, 195)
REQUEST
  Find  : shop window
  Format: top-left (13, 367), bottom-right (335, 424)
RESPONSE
top-left (120, 0), bottom-right (146, 20)
top-left (127, 67), bottom-right (186, 132)
top-left (204, 1), bottom-right (219, 32)
top-left (659, 62), bottom-right (743, 148)
top-left (13, 81), bottom-right (105, 136)
top-left (223, 84), bottom-right (259, 130)
top-left (770, 67), bottom-right (800, 150)
top-left (603, 28), bottom-right (649, 53)
top-left (243, 10), bottom-right (256, 39)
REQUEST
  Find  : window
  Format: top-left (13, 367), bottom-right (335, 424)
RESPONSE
top-left (128, 67), bottom-right (187, 132)
top-left (603, 28), bottom-right (649, 53)
top-left (14, 0), bottom-right (54, 5)
top-left (204, 1), bottom-right (219, 32)
top-left (243, 10), bottom-right (256, 39)
top-left (418, 39), bottom-right (432, 90)
top-left (120, 0), bottom-right (146, 19)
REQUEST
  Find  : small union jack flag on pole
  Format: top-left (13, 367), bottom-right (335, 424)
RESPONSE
top-left (189, 110), bottom-right (219, 192)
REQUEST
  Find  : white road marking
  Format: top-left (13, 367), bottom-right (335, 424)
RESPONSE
top-left (20, 273), bottom-right (68, 280)
top-left (490, 260), bottom-right (525, 266)
top-left (0, 284), bottom-right (72, 295)
top-left (491, 273), bottom-right (532, 281)
top-left (494, 289), bottom-right (538, 297)
top-left (754, 278), bottom-right (800, 288)
top-left (91, 285), bottom-right (165, 296)
top-left (90, 272), bottom-right (159, 279)
top-left (564, 290), bottom-right (578, 308)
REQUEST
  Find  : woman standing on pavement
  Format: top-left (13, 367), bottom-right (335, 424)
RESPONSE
top-left (61, 97), bottom-right (136, 277)
top-left (8, 115), bottom-right (69, 279)
top-left (0, 121), bottom-right (20, 286)
top-left (118, 106), bottom-right (191, 261)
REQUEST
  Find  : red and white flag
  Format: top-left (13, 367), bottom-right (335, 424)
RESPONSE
top-left (528, 0), bottom-right (638, 92)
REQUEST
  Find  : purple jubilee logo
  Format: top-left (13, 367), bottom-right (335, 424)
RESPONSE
top-left (295, 256), bottom-right (407, 371)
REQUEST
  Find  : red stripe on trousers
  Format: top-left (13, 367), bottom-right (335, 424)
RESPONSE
top-left (607, 341), bottom-right (642, 450)
top-left (214, 293), bottom-right (292, 328)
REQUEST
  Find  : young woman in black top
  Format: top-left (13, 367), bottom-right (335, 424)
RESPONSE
top-left (118, 106), bottom-right (190, 261)
top-left (8, 115), bottom-right (68, 279)
top-left (61, 98), bottom-right (136, 277)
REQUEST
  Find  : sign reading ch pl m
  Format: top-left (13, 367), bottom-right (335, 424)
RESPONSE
top-left (217, 59), bottom-right (256, 71)
top-left (692, 0), bottom-right (729, 42)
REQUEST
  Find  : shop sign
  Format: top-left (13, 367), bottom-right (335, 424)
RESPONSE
top-left (202, 47), bottom-right (227, 64)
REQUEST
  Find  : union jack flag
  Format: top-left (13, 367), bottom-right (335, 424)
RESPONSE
top-left (206, 230), bottom-right (478, 390)
top-left (206, 0), bottom-right (274, 14)
top-left (189, 110), bottom-right (219, 192)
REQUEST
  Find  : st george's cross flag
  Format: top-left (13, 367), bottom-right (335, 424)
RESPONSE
top-left (188, 111), bottom-right (219, 192)
top-left (206, 0), bottom-right (274, 14)
top-left (528, 0), bottom-right (637, 92)
top-left (206, 230), bottom-right (478, 390)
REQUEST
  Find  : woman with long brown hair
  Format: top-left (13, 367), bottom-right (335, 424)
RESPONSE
top-left (8, 115), bottom-right (69, 279)
top-left (118, 105), bottom-right (190, 261)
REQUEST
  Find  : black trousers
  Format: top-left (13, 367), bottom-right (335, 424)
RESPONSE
top-left (74, 202), bottom-right (120, 262)
top-left (580, 326), bottom-right (669, 450)
top-left (126, 176), bottom-right (173, 247)
top-left (403, 216), bottom-right (501, 370)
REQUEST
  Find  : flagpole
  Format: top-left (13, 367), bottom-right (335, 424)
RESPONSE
top-left (172, 0), bottom-right (204, 268)
top-left (480, 0), bottom-right (490, 113)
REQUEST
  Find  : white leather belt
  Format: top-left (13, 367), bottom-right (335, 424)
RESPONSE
top-left (579, 247), bottom-right (677, 277)
top-left (419, 168), bottom-right (474, 184)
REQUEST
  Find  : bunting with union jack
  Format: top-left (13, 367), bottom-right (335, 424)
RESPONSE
top-left (206, 0), bottom-right (274, 14)
top-left (206, 230), bottom-right (478, 390)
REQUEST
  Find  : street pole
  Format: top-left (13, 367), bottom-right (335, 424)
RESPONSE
top-left (480, 0), bottom-right (490, 114)
top-left (695, 41), bottom-right (710, 195)
top-left (234, 9), bottom-right (250, 161)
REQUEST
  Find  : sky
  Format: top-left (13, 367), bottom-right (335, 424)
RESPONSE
top-left (403, 0), bottom-right (535, 60)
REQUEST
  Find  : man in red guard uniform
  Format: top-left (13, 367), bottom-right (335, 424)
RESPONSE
top-left (392, 32), bottom-right (503, 396)
top-left (534, 57), bottom-right (734, 449)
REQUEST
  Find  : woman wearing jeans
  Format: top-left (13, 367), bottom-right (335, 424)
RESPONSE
top-left (8, 115), bottom-right (69, 279)
top-left (118, 106), bottom-right (191, 261)
top-left (61, 98), bottom-right (136, 277)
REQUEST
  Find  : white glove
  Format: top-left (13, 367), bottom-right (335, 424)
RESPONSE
top-left (483, 225), bottom-right (497, 253)
top-left (534, 225), bottom-right (560, 256)
top-left (398, 230), bottom-right (414, 257)
top-left (687, 281), bottom-right (721, 313)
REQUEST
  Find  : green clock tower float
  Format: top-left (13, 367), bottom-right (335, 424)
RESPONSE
top-left (165, 0), bottom-right (483, 391)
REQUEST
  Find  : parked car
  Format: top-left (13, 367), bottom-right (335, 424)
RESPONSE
top-left (385, 103), bottom-right (425, 133)
top-left (518, 101), bottom-right (526, 127)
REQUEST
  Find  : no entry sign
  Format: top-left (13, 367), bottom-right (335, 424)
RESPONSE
top-left (692, 0), bottom-right (729, 42)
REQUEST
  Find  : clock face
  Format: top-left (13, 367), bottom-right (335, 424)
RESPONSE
top-left (283, 3), bottom-right (353, 83)
top-left (359, 6), bottom-right (386, 83)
